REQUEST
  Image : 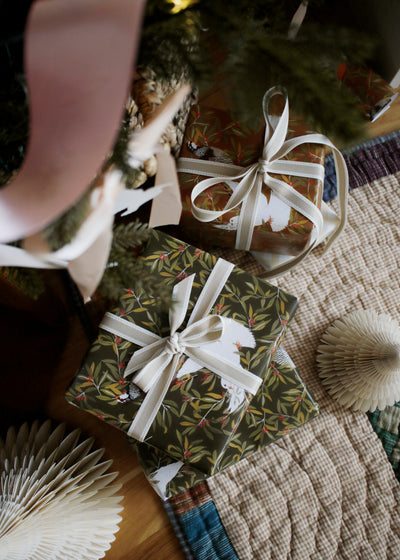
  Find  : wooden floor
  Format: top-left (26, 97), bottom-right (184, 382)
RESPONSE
top-left (1, 89), bottom-right (400, 560)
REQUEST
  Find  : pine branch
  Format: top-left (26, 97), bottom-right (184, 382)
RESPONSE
top-left (97, 221), bottom-right (171, 308)
top-left (0, 267), bottom-right (46, 299)
top-left (43, 188), bottom-right (92, 251)
top-left (0, 51), bottom-right (28, 187)
top-left (138, 2), bottom-right (209, 87)
top-left (139, 0), bottom-right (375, 144)
top-left (223, 31), bottom-right (370, 145)
top-left (111, 220), bottom-right (149, 251)
top-left (107, 109), bottom-right (148, 189)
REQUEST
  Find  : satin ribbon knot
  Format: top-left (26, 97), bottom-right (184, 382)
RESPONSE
top-left (165, 333), bottom-right (185, 355)
top-left (129, 312), bottom-right (225, 396)
top-left (257, 158), bottom-right (270, 175)
top-left (177, 86), bottom-right (348, 269)
top-left (99, 259), bottom-right (262, 442)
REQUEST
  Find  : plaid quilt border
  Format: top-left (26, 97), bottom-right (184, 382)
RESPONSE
top-left (324, 129), bottom-right (400, 200)
top-left (166, 129), bottom-right (400, 560)
top-left (368, 403), bottom-right (400, 478)
top-left (165, 482), bottom-right (239, 560)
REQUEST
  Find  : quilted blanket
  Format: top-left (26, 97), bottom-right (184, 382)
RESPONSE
top-left (165, 131), bottom-right (400, 560)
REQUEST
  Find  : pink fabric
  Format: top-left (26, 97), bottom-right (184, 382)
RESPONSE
top-left (0, 0), bottom-right (146, 242)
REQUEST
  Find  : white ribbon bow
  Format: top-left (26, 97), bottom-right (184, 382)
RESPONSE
top-left (100, 258), bottom-right (262, 441)
top-left (178, 86), bottom-right (348, 265)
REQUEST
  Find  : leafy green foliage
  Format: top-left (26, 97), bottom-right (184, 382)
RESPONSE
top-left (140, 0), bottom-right (374, 144)
top-left (0, 265), bottom-right (45, 299)
top-left (43, 188), bottom-right (92, 251)
top-left (97, 221), bottom-right (171, 305)
top-left (107, 109), bottom-right (146, 189)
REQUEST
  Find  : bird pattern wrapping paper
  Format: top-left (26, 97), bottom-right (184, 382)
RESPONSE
top-left (177, 100), bottom-right (325, 255)
top-left (65, 229), bottom-right (300, 476)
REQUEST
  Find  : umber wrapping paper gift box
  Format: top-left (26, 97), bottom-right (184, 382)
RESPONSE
top-left (177, 87), bottom-right (348, 267)
top-left (132, 346), bottom-right (319, 500)
top-left (65, 230), bottom-right (298, 476)
top-left (337, 63), bottom-right (399, 122)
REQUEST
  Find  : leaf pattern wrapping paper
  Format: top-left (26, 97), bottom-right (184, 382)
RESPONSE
top-left (132, 347), bottom-right (319, 499)
top-left (65, 230), bottom-right (299, 475)
top-left (178, 102), bottom-right (325, 255)
top-left (337, 63), bottom-right (399, 121)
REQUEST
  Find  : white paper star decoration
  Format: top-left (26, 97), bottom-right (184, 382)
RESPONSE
top-left (317, 310), bottom-right (400, 412)
top-left (0, 421), bottom-right (123, 560)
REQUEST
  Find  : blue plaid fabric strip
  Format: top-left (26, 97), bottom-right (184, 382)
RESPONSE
top-left (168, 482), bottom-right (239, 560)
top-left (163, 500), bottom-right (195, 560)
top-left (178, 502), bottom-right (239, 560)
top-left (324, 130), bottom-right (400, 201)
top-left (368, 403), bottom-right (400, 479)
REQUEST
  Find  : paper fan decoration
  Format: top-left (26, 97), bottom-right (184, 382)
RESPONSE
top-left (0, 420), bottom-right (123, 560)
top-left (317, 310), bottom-right (400, 412)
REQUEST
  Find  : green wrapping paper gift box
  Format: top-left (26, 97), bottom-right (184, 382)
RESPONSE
top-left (65, 230), bottom-right (298, 476)
top-left (177, 87), bottom-right (329, 256)
top-left (132, 346), bottom-right (319, 500)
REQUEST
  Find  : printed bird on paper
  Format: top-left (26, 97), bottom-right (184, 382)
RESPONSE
top-left (149, 461), bottom-right (184, 499)
top-left (187, 141), bottom-right (292, 233)
top-left (176, 317), bottom-right (256, 414)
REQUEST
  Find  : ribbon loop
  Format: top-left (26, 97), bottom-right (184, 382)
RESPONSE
top-left (169, 273), bottom-right (195, 334)
top-left (183, 315), bottom-right (225, 346)
top-left (126, 314), bottom-right (225, 393)
top-left (133, 352), bottom-right (174, 393)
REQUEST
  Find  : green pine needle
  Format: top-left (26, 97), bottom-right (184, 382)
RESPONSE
top-left (107, 110), bottom-right (147, 189)
top-left (1, 266), bottom-right (46, 299)
top-left (97, 221), bottom-right (171, 308)
top-left (43, 188), bottom-right (92, 251)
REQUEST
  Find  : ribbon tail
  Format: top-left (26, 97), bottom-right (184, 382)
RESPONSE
top-left (235, 173), bottom-right (262, 251)
top-left (124, 339), bottom-right (169, 382)
top-left (187, 348), bottom-right (262, 395)
top-left (100, 312), bottom-right (161, 346)
top-left (128, 354), bottom-right (180, 441)
top-left (188, 258), bottom-right (234, 325)
top-left (0, 243), bottom-right (65, 269)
